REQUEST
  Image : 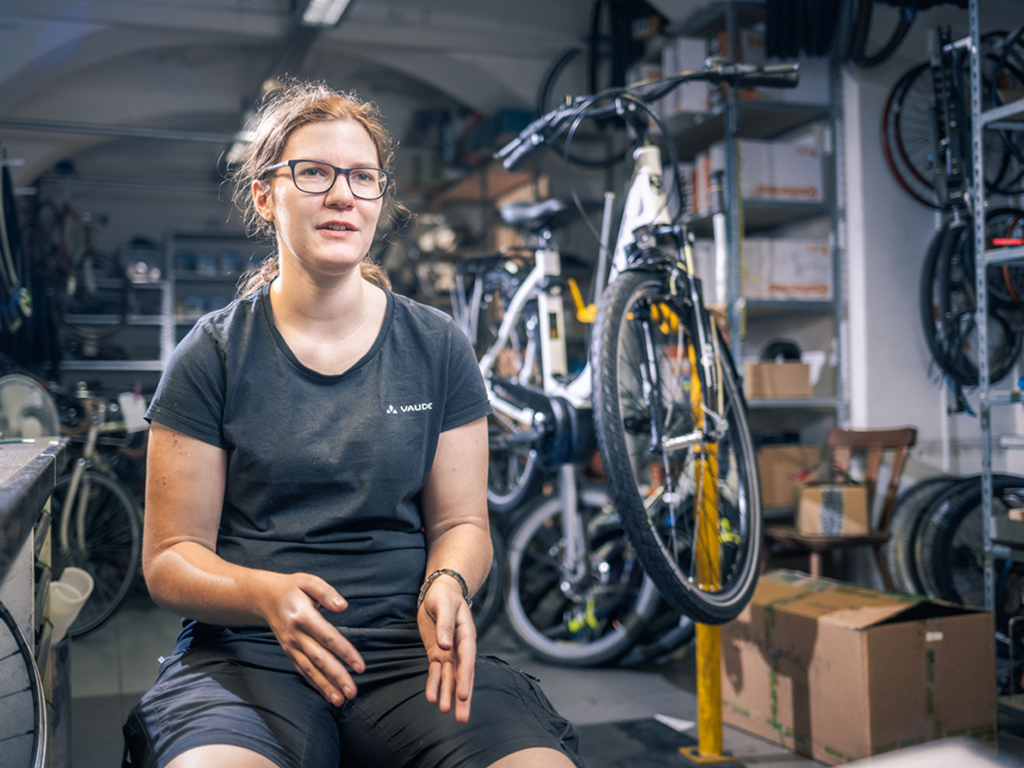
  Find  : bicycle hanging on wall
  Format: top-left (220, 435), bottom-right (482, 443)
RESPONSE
top-left (493, 59), bottom-right (799, 624)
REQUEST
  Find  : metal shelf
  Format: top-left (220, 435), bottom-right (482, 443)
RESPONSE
top-left (668, 101), bottom-right (831, 159)
top-left (64, 314), bottom-right (163, 326)
top-left (61, 359), bottom-right (165, 371)
top-left (746, 397), bottom-right (840, 410)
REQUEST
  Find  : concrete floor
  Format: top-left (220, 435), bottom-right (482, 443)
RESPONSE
top-left (62, 590), bottom-right (1024, 768)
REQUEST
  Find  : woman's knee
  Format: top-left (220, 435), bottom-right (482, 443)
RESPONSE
top-left (164, 744), bottom-right (283, 768)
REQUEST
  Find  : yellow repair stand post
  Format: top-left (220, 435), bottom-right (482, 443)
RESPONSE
top-left (679, 344), bottom-right (733, 764)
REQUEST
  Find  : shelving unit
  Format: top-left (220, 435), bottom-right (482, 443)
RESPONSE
top-left (59, 233), bottom-right (271, 393)
top-left (672, 0), bottom-right (845, 447)
top-left (969, 0), bottom-right (1024, 616)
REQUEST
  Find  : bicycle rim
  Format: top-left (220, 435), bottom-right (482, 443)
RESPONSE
top-left (51, 471), bottom-right (141, 637)
top-left (592, 270), bottom-right (761, 624)
top-left (486, 412), bottom-right (546, 514)
top-left (503, 483), bottom-right (660, 666)
top-left (0, 599), bottom-right (46, 768)
top-left (925, 475), bottom-right (1024, 608)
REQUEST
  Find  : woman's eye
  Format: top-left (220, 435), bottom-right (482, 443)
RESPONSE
top-left (301, 166), bottom-right (328, 178)
top-left (353, 171), bottom-right (375, 183)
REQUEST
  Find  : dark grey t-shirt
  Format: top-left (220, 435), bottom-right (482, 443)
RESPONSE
top-left (146, 283), bottom-right (491, 640)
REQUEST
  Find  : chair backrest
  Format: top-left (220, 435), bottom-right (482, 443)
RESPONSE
top-left (826, 427), bottom-right (918, 534)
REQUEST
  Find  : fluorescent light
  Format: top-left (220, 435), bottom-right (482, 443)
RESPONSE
top-left (300, 0), bottom-right (351, 26)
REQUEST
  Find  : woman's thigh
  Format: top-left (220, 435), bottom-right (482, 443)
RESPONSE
top-left (339, 653), bottom-right (584, 768)
top-left (124, 646), bottom-right (340, 768)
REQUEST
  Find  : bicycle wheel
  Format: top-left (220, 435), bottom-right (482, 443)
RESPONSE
top-left (503, 483), bottom-right (660, 666)
top-left (921, 474), bottom-right (1024, 608)
top-left (0, 599), bottom-right (46, 768)
top-left (472, 521), bottom-right (506, 638)
top-left (884, 475), bottom-right (959, 594)
top-left (486, 411), bottom-right (546, 514)
top-left (591, 269), bottom-right (761, 624)
top-left (484, 294), bottom-right (548, 513)
top-left (51, 470), bottom-right (141, 637)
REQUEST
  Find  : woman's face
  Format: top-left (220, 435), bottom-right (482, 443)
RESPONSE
top-left (254, 119), bottom-right (384, 281)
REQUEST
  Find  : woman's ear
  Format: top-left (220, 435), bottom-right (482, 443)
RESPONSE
top-left (253, 179), bottom-right (274, 222)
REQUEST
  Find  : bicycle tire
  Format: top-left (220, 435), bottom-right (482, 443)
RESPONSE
top-left (486, 412), bottom-right (546, 514)
top-left (921, 474), bottom-right (1024, 608)
top-left (884, 475), bottom-right (959, 594)
top-left (503, 483), bottom-right (660, 666)
top-left (0, 599), bottom-right (46, 768)
top-left (882, 63), bottom-right (939, 208)
top-left (914, 474), bottom-right (983, 601)
top-left (51, 470), bottom-right (141, 638)
top-left (591, 269), bottom-right (762, 624)
top-left (472, 521), bottom-right (506, 638)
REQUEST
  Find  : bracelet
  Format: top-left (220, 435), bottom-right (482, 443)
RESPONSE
top-left (418, 568), bottom-right (472, 609)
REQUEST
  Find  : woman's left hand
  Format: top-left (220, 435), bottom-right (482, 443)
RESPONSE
top-left (417, 575), bottom-right (476, 724)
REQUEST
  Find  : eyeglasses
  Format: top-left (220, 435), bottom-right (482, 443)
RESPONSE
top-left (261, 159), bottom-right (393, 200)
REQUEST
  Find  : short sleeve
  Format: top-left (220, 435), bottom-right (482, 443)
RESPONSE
top-left (145, 321), bottom-right (228, 448)
top-left (440, 322), bottom-right (491, 432)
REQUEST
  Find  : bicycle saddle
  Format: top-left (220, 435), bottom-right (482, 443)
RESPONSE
top-left (499, 199), bottom-right (570, 232)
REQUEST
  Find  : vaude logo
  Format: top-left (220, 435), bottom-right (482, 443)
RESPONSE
top-left (387, 403), bottom-right (432, 414)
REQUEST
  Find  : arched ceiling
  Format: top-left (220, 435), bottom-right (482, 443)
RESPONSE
top-left (0, 0), bottom-right (603, 187)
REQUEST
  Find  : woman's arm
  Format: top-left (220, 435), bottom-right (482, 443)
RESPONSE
top-left (417, 416), bottom-right (491, 724)
top-left (143, 421), bottom-right (365, 704)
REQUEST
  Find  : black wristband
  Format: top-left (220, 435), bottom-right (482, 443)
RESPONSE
top-left (418, 568), bottom-right (472, 609)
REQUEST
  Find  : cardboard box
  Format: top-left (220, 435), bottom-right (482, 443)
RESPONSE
top-left (702, 139), bottom-right (824, 207)
top-left (757, 445), bottom-right (821, 509)
top-left (743, 239), bottom-right (833, 301)
top-left (744, 361), bottom-right (811, 399)
top-left (722, 571), bottom-right (997, 765)
top-left (797, 483), bottom-right (870, 536)
top-left (661, 36), bottom-right (711, 118)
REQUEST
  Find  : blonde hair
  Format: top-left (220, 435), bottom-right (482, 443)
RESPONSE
top-left (232, 78), bottom-right (398, 294)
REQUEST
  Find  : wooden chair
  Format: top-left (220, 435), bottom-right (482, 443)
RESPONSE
top-left (762, 426), bottom-right (918, 591)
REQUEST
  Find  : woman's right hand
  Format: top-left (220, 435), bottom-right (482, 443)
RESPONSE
top-left (256, 571), bottom-right (366, 706)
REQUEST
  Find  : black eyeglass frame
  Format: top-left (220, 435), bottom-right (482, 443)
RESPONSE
top-left (261, 159), bottom-right (393, 200)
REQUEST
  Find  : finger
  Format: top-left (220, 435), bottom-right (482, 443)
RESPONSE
top-left (290, 648), bottom-right (349, 706)
top-left (454, 605), bottom-right (476, 721)
top-left (317, 625), bottom-right (366, 675)
top-left (438, 660), bottom-right (455, 714)
top-left (425, 660), bottom-right (442, 704)
top-left (432, 600), bottom-right (458, 651)
top-left (300, 575), bottom-right (349, 613)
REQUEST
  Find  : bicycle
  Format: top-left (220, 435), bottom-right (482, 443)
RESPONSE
top-left (496, 59), bottom-right (799, 624)
top-left (454, 203), bottom-right (665, 664)
top-left (0, 597), bottom-right (46, 768)
top-left (50, 383), bottom-right (143, 638)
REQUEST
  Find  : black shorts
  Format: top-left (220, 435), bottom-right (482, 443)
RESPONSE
top-left (123, 629), bottom-right (583, 768)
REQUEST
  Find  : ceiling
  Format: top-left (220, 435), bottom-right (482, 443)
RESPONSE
top-left (0, 0), bottom-right (710, 194)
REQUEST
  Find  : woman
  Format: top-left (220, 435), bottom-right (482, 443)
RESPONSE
top-left (123, 79), bottom-right (583, 768)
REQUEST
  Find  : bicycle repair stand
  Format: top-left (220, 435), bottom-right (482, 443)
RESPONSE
top-left (679, 436), bottom-right (733, 763)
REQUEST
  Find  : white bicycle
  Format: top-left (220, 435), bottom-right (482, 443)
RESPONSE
top-left (494, 59), bottom-right (798, 624)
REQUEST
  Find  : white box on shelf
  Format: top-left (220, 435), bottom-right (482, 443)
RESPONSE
top-left (705, 138), bottom-right (823, 204)
top-left (692, 238), bottom-right (772, 304)
top-left (662, 36), bottom-right (710, 118)
top-left (742, 238), bottom-right (832, 300)
top-left (627, 60), bottom-right (667, 123)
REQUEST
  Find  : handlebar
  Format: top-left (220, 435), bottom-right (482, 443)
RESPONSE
top-left (496, 58), bottom-right (800, 170)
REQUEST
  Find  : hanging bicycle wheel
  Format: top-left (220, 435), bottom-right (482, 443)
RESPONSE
top-left (0, 599), bottom-right (46, 768)
top-left (591, 270), bottom-right (761, 624)
top-left (51, 470), bottom-right (141, 638)
top-left (503, 483), bottom-right (660, 666)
